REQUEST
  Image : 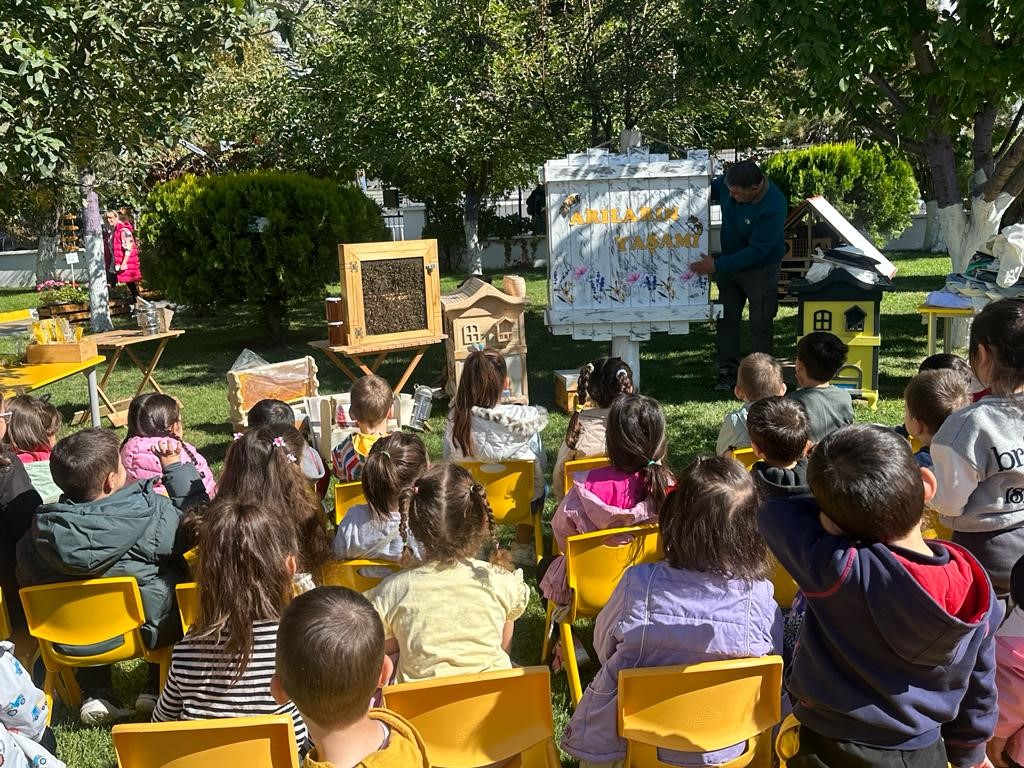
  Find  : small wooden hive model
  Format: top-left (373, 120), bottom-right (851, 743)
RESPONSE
top-left (441, 277), bottom-right (528, 404)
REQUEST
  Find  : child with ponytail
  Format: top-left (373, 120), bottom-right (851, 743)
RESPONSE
top-left (540, 393), bottom-right (674, 606)
top-left (334, 432), bottom-right (428, 562)
top-left (121, 393), bottom-right (216, 498)
top-left (444, 348), bottom-right (548, 566)
top-left (365, 463), bottom-right (530, 683)
top-left (553, 357), bottom-right (634, 500)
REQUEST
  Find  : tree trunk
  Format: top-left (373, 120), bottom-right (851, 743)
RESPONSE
top-left (35, 236), bottom-right (61, 282)
top-left (937, 192), bottom-right (1016, 273)
top-left (263, 295), bottom-right (286, 344)
top-left (464, 188), bottom-right (483, 276)
top-left (79, 167), bottom-right (112, 332)
top-left (921, 199), bottom-right (943, 252)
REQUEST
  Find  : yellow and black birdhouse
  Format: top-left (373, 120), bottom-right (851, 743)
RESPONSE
top-left (789, 264), bottom-right (893, 409)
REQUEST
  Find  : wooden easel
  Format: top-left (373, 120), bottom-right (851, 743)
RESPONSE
top-left (309, 335), bottom-right (445, 394)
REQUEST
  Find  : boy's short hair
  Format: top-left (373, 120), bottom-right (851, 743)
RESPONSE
top-left (797, 332), bottom-right (849, 383)
top-left (349, 375), bottom-right (393, 425)
top-left (746, 396), bottom-right (809, 464)
top-left (246, 399), bottom-right (295, 428)
top-left (807, 425), bottom-right (924, 542)
top-left (918, 353), bottom-right (974, 388)
top-left (50, 428), bottom-right (120, 503)
top-left (276, 587), bottom-right (383, 729)
top-left (904, 369), bottom-right (971, 436)
top-left (736, 353), bottom-right (783, 401)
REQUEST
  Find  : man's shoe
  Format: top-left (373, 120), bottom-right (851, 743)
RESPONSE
top-left (134, 690), bottom-right (158, 714)
top-left (714, 370), bottom-right (736, 391)
top-left (80, 693), bottom-right (132, 725)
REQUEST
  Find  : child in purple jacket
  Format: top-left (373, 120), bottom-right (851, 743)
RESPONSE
top-left (562, 456), bottom-right (782, 767)
top-left (760, 425), bottom-right (1000, 768)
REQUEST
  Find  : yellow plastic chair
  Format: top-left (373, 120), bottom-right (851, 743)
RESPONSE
top-left (0, 588), bottom-right (11, 640)
top-left (562, 455), bottom-right (612, 497)
top-left (321, 559), bottom-right (401, 592)
top-left (20, 577), bottom-right (172, 719)
top-left (456, 459), bottom-right (543, 563)
top-left (334, 480), bottom-right (367, 526)
top-left (544, 525), bottom-right (663, 706)
top-left (111, 714), bottom-right (299, 768)
top-left (383, 666), bottom-right (559, 768)
top-left (729, 448), bottom-right (759, 470)
top-left (619, 656), bottom-right (783, 768)
top-left (771, 559), bottom-right (799, 609)
top-left (176, 582), bottom-right (199, 635)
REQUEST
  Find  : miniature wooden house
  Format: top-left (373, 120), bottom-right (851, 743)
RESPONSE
top-left (441, 277), bottom-right (528, 403)
top-left (789, 267), bottom-right (893, 409)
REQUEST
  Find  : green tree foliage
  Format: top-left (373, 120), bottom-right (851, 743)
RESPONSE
top-left (140, 172), bottom-right (389, 340)
top-left (749, 0), bottom-right (1024, 268)
top-left (763, 142), bottom-right (920, 246)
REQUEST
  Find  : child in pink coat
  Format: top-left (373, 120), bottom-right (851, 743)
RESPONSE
top-left (539, 394), bottom-right (674, 606)
top-left (120, 394), bottom-right (215, 498)
top-left (990, 555), bottom-right (1024, 768)
top-left (112, 209), bottom-right (141, 301)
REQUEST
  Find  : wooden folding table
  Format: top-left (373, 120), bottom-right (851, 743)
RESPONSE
top-left (77, 329), bottom-right (185, 426)
top-left (309, 335), bottom-right (445, 394)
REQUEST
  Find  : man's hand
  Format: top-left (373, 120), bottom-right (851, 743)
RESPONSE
top-left (152, 438), bottom-right (182, 467)
top-left (690, 254), bottom-right (716, 275)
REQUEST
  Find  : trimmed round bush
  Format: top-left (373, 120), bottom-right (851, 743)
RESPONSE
top-left (140, 171), bottom-right (389, 339)
top-left (762, 142), bottom-right (919, 246)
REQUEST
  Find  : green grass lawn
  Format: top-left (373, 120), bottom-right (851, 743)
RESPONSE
top-left (3, 250), bottom-right (951, 767)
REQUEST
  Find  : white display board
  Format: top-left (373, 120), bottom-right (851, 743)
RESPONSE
top-left (542, 149), bottom-right (718, 383)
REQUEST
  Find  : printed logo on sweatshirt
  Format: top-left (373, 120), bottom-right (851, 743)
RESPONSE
top-left (1007, 487), bottom-right (1024, 505)
top-left (992, 446), bottom-right (1024, 471)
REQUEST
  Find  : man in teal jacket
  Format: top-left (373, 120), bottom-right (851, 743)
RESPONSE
top-left (692, 160), bottom-right (788, 390)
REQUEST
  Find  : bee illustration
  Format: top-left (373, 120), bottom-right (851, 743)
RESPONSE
top-left (685, 215), bottom-right (704, 236)
top-left (558, 193), bottom-right (581, 217)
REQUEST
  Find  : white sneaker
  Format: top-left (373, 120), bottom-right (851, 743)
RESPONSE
top-left (510, 542), bottom-right (535, 567)
top-left (135, 691), bottom-right (158, 714)
top-left (80, 695), bottom-right (133, 725)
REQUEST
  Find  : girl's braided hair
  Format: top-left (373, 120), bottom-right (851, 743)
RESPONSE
top-left (398, 463), bottom-right (510, 570)
top-left (566, 357), bottom-right (634, 450)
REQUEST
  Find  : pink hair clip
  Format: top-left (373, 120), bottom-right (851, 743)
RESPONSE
top-left (286, 453), bottom-right (297, 463)
top-left (272, 436), bottom-right (286, 449)
top-left (232, 432), bottom-right (244, 441)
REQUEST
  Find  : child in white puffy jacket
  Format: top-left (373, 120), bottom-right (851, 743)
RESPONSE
top-left (0, 641), bottom-right (63, 767)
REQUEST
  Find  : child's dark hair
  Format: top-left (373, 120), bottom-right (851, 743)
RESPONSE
top-left (195, 500), bottom-right (298, 679)
top-left (565, 356), bottom-right (633, 450)
top-left (214, 425), bottom-right (330, 574)
top-left (746, 396), bottom-right (809, 465)
top-left (276, 587), bottom-right (384, 729)
top-left (659, 456), bottom-right (769, 580)
top-left (605, 394), bottom-right (673, 511)
top-left (124, 393), bottom-right (202, 469)
top-left (451, 348), bottom-right (506, 455)
top-left (246, 399), bottom-right (294, 429)
top-left (362, 432), bottom-right (428, 523)
top-left (969, 298), bottom-right (1024, 396)
top-left (398, 463), bottom-right (508, 569)
top-left (904, 369), bottom-right (971, 436)
top-left (349, 374), bottom-right (393, 425)
top-left (797, 331), bottom-right (849, 383)
top-left (918, 353), bottom-right (973, 389)
top-left (51, 428), bottom-right (120, 502)
top-left (807, 425), bottom-right (924, 542)
top-left (6, 395), bottom-right (61, 454)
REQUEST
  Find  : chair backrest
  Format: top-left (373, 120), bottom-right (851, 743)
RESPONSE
top-left (383, 666), bottom-right (558, 768)
top-left (562, 455), bottom-right (612, 497)
top-left (0, 588), bottom-right (11, 640)
top-left (112, 714), bottom-right (300, 768)
top-left (176, 582), bottom-right (199, 635)
top-left (334, 480), bottom-right (367, 526)
top-left (618, 656), bottom-right (783, 766)
top-left (456, 460), bottom-right (534, 528)
top-left (729, 448), bottom-right (758, 470)
top-left (20, 577), bottom-right (150, 668)
top-left (321, 559), bottom-right (402, 592)
top-left (565, 525), bottom-right (662, 620)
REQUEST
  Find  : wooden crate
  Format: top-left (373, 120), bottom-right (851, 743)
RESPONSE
top-left (554, 369), bottom-right (580, 414)
top-left (37, 298), bottom-right (134, 323)
top-left (26, 340), bottom-right (98, 363)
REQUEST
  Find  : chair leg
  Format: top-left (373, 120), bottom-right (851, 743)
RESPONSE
top-left (532, 512), bottom-right (544, 563)
top-left (57, 666), bottom-right (81, 709)
top-left (42, 670), bottom-right (55, 726)
top-left (541, 601), bottom-right (554, 662)
top-left (560, 621), bottom-right (583, 707)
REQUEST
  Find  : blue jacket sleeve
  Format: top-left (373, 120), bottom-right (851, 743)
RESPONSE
top-left (757, 495), bottom-right (859, 596)
top-left (942, 598), bottom-right (1003, 768)
top-left (162, 461), bottom-right (209, 512)
top-left (715, 204), bottom-right (787, 274)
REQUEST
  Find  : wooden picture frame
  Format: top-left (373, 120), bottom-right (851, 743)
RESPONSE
top-left (337, 239), bottom-right (443, 350)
